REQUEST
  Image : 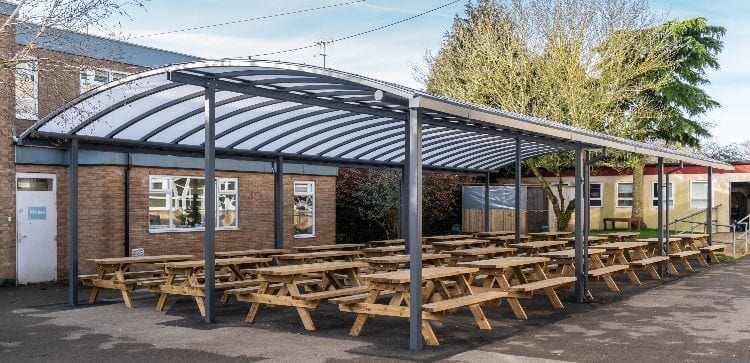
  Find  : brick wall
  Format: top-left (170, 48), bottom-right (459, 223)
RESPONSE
top-left (0, 12), bottom-right (16, 280)
top-left (8, 164), bottom-right (336, 278)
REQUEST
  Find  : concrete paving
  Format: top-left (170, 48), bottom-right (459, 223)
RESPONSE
top-left (1, 258), bottom-right (749, 362)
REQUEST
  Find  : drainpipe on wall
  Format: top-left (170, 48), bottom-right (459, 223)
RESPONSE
top-left (124, 153), bottom-right (131, 257)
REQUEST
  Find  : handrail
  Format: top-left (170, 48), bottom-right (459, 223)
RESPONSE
top-left (669, 204), bottom-right (722, 225)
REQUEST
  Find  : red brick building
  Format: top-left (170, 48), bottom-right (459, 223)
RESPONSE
top-left (1, 3), bottom-right (337, 283)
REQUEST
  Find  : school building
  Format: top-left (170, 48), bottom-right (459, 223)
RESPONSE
top-left (0, 2), bottom-right (337, 284)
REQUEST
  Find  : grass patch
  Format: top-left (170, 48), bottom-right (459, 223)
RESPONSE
top-left (589, 228), bottom-right (678, 239)
top-left (717, 254), bottom-right (735, 262)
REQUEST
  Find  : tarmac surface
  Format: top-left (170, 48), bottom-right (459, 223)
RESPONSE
top-left (1, 258), bottom-right (749, 362)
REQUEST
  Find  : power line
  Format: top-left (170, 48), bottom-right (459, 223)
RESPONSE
top-left (249, 0), bottom-right (460, 58)
top-left (127, 0), bottom-right (366, 40)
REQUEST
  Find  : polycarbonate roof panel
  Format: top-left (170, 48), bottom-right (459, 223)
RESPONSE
top-left (21, 59), bottom-right (732, 171)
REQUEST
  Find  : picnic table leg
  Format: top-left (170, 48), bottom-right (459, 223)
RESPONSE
top-left (455, 274), bottom-right (491, 330)
top-left (531, 264), bottom-right (565, 309)
top-left (496, 273), bottom-right (527, 319)
top-left (592, 255), bottom-right (620, 292)
top-left (156, 273), bottom-right (176, 312)
top-left (114, 270), bottom-right (134, 308)
top-left (286, 282), bottom-right (316, 331)
top-left (401, 292), bottom-right (440, 346)
top-left (245, 281), bottom-right (269, 323)
top-left (349, 290), bottom-right (381, 336)
top-left (695, 254), bottom-right (709, 267)
top-left (616, 252), bottom-right (642, 286)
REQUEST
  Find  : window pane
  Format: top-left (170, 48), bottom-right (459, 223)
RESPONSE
top-left (590, 200), bottom-right (602, 207)
top-left (693, 182), bottom-right (708, 196)
top-left (294, 183), bottom-right (311, 194)
top-left (148, 193), bottom-right (170, 229)
top-left (618, 199), bottom-right (633, 207)
top-left (617, 183), bottom-right (633, 198)
top-left (294, 195), bottom-right (314, 235)
top-left (218, 194), bottom-right (237, 227)
top-left (171, 177), bottom-right (205, 228)
top-left (150, 177), bottom-right (169, 191)
top-left (220, 180), bottom-right (236, 192)
top-left (94, 69), bottom-right (109, 82)
top-left (17, 178), bottom-right (52, 191)
top-left (111, 72), bottom-right (128, 81)
top-left (589, 184), bottom-right (601, 199)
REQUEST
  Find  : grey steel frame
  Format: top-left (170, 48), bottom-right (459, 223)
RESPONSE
top-left (204, 82), bottom-right (217, 324)
top-left (406, 107), bottom-right (423, 350)
top-left (68, 140), bottom-right (79, 306)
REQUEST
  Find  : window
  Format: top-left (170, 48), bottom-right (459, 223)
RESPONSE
top-left (293, 181), bottom-right (315, 237)
top-left (690, 181), bottom-right (710, 208)
top-left (589, 183), bottom-right (602, 207)
top-left (15, 60), bottom-right (38, 120)
top-left (616, 182), bottom-right (633, 207)
top-left (148, 176), bottom-right (238, 232)
top-left (652, 182), bottom-right (675, 207)
top-left (80, 67), bottom-right (131, 93)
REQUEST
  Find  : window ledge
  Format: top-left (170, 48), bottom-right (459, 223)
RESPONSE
top-left (149, 227), bottom-right (239, 234)
top-left (294, 234), bottom-right (317, 239)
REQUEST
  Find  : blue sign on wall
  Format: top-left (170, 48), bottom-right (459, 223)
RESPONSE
top-left (28, 207), bottom-right (47, 220)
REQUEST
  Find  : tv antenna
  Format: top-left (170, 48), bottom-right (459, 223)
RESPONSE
top-left (315, 39), bottom-right (332, 68)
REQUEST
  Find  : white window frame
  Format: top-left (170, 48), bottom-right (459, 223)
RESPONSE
top-left (293, 181), bottom-right (316, 238)
top-left (148, 175), bottom-right (239, 233)
top-left (651, 181), bottom-right (675, 208)
top-left (80, 67), bottom-right (131, 94)
top-left (589, 182), bottom-right (602, 207)
top-left (15, 59), bottom-right (38, 120)
top-left (690, 180), bottom-right (711, 209)
top-left (616, 182), bottom-right (634, 208)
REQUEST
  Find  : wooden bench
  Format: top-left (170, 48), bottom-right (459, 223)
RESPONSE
top-left (294, 286), bottom-right (370, 301)
top-left (630, 256), bottom-right (675, 278)
top-left (79, 270), bottom-right (164, 285)
top-left (587, 265), bottom-right (629, 292)
top-left (700, 245), bottom-right (725, 263)
top-left (421, 291), bottom-right (507, 313)
top-left (670, 250), bottom-right (705, 271)
top-left (509, 276), bottom-right (576, 293)
top-left (329, 290), bottom-right (396, 305)
top-left (602, 217), bottom-right (641, 230)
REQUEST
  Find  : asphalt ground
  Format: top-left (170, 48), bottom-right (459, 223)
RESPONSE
top-left (1, 258), bottom-right (749, 362)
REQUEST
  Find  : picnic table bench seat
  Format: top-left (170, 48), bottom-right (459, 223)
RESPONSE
top-left (588, 264), bottom-right (629, 277)
top-left (629, 256), bottom-right (675, 278)
top-left (421, 291), bottom-right (507, 313)
top-left (328, 290), bottom-right (397, 305)
top-left (294, 286), bottom-right (370, 301)
top-left (508, 276), bottom-right (576, 293)
top-left (669, 250), bottom-right (706, 271)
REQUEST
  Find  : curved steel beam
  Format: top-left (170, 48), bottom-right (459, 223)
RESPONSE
top-left (227, 109), bottom-right (334, 149)
top-left (317, 124), bottom-right (404, 157)
top-left (270, 114), bottom-right (380, 152)
top-left (106, 90), bottom-right (205, 138)
top-left (140, 94), bottom-right (260, 142)
top-left (295, 119), bottom-right (395, 154)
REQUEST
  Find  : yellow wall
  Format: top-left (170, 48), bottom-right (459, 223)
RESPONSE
top-left (516, 170), bottom-right (750, 230)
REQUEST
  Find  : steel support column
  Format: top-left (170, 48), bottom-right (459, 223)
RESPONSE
top-left (484, 171), bottom-right (491, 232)
top-left (583, 150), bottom-right (591, 294)
top-left (657, 157), bottom-right (665, 275)
top-left (274, 155), bottom-right (284, 249)
top-left (573, 143), bottom-right (584, 302)
top-left (406, 107), bottom-right (423, 350)
top-left (68, 139), bottom-right (79, 306)
top-left (514, 138), bottom-right (522, 244)
top-left (400, 166), bottom-right (407, 241)
top-left (707, 166), bottom-right (713, 246)
top-left (203, 82), bottom-right (217, 324)
top-left (665, 161), bottom-right (683, 258)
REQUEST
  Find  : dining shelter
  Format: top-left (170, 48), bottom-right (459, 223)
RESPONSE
top-left (16, 59), bottom-right (732, 350)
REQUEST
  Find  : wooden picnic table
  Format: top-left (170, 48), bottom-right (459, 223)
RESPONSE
top-left (215, 249), bottom-right (285, 259)
top-left (431, 238), bottom-right (491, 252)
top-left (337, 266), bottom-right (504, 346)
top-left (82, 255), bottom-right (195, 308)
top-left (473, 230), bottom-right (514, 238)
top-left (508, 240), bottom-right (567, 255)
top-left (459, 256), bottom-right (576, 320)
top-left (672, 233), bottom-right (724, 263)
top-left (422, 234), bottom-right (473, 243)
top-left (365, 238), bottom-right (405, 247)
top-left (362, 245), bottom-right (433, 257)
top-left (487, 234), bottom-right (532, 246)
top-left (273, 250), bottom-right (363, 265)
top-left (446, 246), bottom-right (516, 264)
top-left (293, 243), bottom-right (365, 252)
top-left (527, 231), bottom-right (572, 241)
top-left (151, 257), bottom-right (271, 316)
top-left (233, 261), bottom-right (367, 331)
top-left (358, 253), bottom-right (449, 272)
top-left (594, 242), bottom-right (651, 285)
top-left (600, 232), bottom-right (640, 242)
top-left (539, 248), bottom-right (628, 296)
top-left (638, 238), bottom-right (708, 272)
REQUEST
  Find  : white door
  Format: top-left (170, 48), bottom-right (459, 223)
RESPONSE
top-left (16, 173), bottom-right (57, 284)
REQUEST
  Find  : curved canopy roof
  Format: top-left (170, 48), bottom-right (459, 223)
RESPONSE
top-left (19, 59), bottom-right (732, 172)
